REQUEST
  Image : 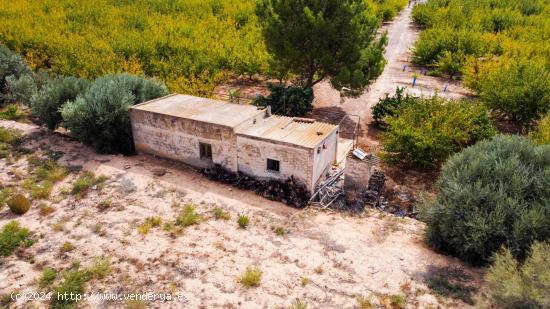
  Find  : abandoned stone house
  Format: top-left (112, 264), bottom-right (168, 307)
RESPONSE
top-left (129, 94), bottom-right (340, 193)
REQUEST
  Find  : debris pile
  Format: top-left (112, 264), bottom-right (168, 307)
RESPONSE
top-left (363, 171), bottom-right (385, 207)
top-left (202, 164), bottom-right (310, 208)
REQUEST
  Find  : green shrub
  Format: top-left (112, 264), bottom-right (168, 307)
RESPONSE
top-left (422, 135), bottom-right (550, 264)
top-left (466, 57), bottom-right (550, 127)
top-left (138, 216), bottom-right (162, 234)
top-left (27, 180), bottom-right (53, 200)
top-left (239, 266), bottom-right (262, 287)
top-left (0, 221), bottom-right (35, 256)
top-left (61, 73), bottom-right (168, 154)
top-left (410, 0), bottom-right (550, 129)
top-left (237, 214), bottom-right (250, 229)
top-left (0, 127), bottom-right (22, 145)
top-left (382, 96), bottom-right (494, 167)
top-left (0, 104), bottom-right (26, 121)
top-left (71, 172), bottom-right (105, 197)
top-left (272, 226), bottom-right (286, 236)
top-left (51, 266), bottom-right (88, 309)
top-left (0, 188), bottom-right (11, 209)
top-left (529, 114), bottom-right (550, 145)
top-left (39, 268), bottom-right (57, 288)
top-left (372, 87), bottom-right (414, 126)
top-left (253, 84), bottom-right (313, 117)
top-left (4, 74), bottom-right (38, 105)
top-left (60, 241), bottom-right (75, 253)
top-left (31, 76), bottom-right (89, 130)
top-left (213, 207), bottom-right (230, 220)
top-left (85, 257), bottom-right (111, 279)
top-left (34, 160), bottom-right (69, 182)
top-left (7, 193), bottom-right (31, 214)
top-left (486, 242), bottom-right (550, 309)
top-left (175, 204), bottom-right (200, 227)
top-left (0, 45), bottom-right (31, 106)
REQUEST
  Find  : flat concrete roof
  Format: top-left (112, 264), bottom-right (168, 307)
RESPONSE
top-left (237, 115), bottom-right (338, 149)
top-left (131, 94), bottom-right (266, 128)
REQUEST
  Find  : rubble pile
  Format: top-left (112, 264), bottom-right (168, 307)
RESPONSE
top-left (363, 171), bottom-right (385, 207)
top-left (202, 164), bottom-right (310, 208)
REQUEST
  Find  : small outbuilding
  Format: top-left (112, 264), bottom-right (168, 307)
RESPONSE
top-left (129, 94), bottom-right (339, 193)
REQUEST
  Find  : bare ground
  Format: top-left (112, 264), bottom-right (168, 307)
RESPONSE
top-left (0, 120), bottom-right (484, 308)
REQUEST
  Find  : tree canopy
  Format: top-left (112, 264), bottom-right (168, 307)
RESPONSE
top-left (422, 135), bottom-right (550, 265)
top-left (256, 0), bottom-right (387, 96)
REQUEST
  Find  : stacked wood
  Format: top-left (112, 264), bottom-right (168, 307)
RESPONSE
top-left (363, 170), bottom-right (385, 207)
top-left (202, 164), bottom-right (310, 208)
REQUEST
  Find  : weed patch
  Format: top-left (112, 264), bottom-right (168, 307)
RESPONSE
top-left (239, 266), bottom-right (262, 287)
top-left (39, 268), bottom-right (57, 288)
top-left (175, 204), bottom-right (200, 227)
top-left (237, 214), bottom-right (250, 229)
top-left (138, 216), bottom-right (162, 234)
top-left (213, 207), bottom-right (230, 220)
top-left (71, 172), bottom-right (106, 198)
top-left (0, 221), bottom-right (35, 256)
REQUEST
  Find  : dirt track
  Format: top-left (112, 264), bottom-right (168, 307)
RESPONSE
top-left (311, 6), bottom-right (469, 149)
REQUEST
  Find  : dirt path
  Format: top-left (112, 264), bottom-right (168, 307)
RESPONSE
top-left (311, 6), bottom-right (469, 148)
top-left (0, 120), bottom-right (482, 308)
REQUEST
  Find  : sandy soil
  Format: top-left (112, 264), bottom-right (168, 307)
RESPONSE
top-left (0, 120), bottom-right (483, 309)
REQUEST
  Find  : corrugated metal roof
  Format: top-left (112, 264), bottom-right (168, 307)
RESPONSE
top-left (131, 93), bottom-right (338, 148)
top-left (131, 94), bottom-right (267, 128)
top-left (236, 115), bottom-right (338, 149)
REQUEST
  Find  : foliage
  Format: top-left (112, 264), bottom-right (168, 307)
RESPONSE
top-left (422, 135), bottom-right (550, 265)
top-left (31, 76), bottom-right (89, 130)
top-left (412, 0), bottom-right (550, 127)
top-left (272, 226), bottom-right (286, 236)
top-left (372, 87), bottom-right (414, 126)
top-left (4, 74), bottom-right (37, 105)
top-left (375, 0), bottom-right (408, 21)
top-left (0, 1), bottom-right (270, 95)
top-left (382, 96), bottom-right (494, 167)
top-left (61, 73), bottom-right (168, 153)
top-left (0, 127), bottom-right (23, 159)
top-left (138, 216), bottom-right (162, 234)
top-left (0, 221), bottom-right (35, 256)
top-left (51, 258), bottom-right (110, 309)
top-left (0, 104), bottom-right (26, 121)
top-left (256, 0), bottom-right (387, 95)
top-left (486, 242), bottom-right (550, 309)
top-left (51, 265), bottom-right (88, 309)
top-left (0, 126), bottom-right (22, 147)
top-left (237, 214), bottom-right (250, 229)
top-left (465, 57), bottom-right (550, 126)
top-left (175, 204), bottom-right (200, 227)
top-left (213, 207), bottom-right (230, 220)
top-left (39, 268), bottom-right (57, 288)
top-left (71, 172), bottom-right (106, 198)
top-left (7, 193), bottom-right (31, 214)
top-left (529, 114), bottom-right (550, 145)
top-left (240, 266), bottom-right (262, 287)
top-left (0, 45), bottom-right (31, 106)
top-left (253, 84), bottom-right (313, 116)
